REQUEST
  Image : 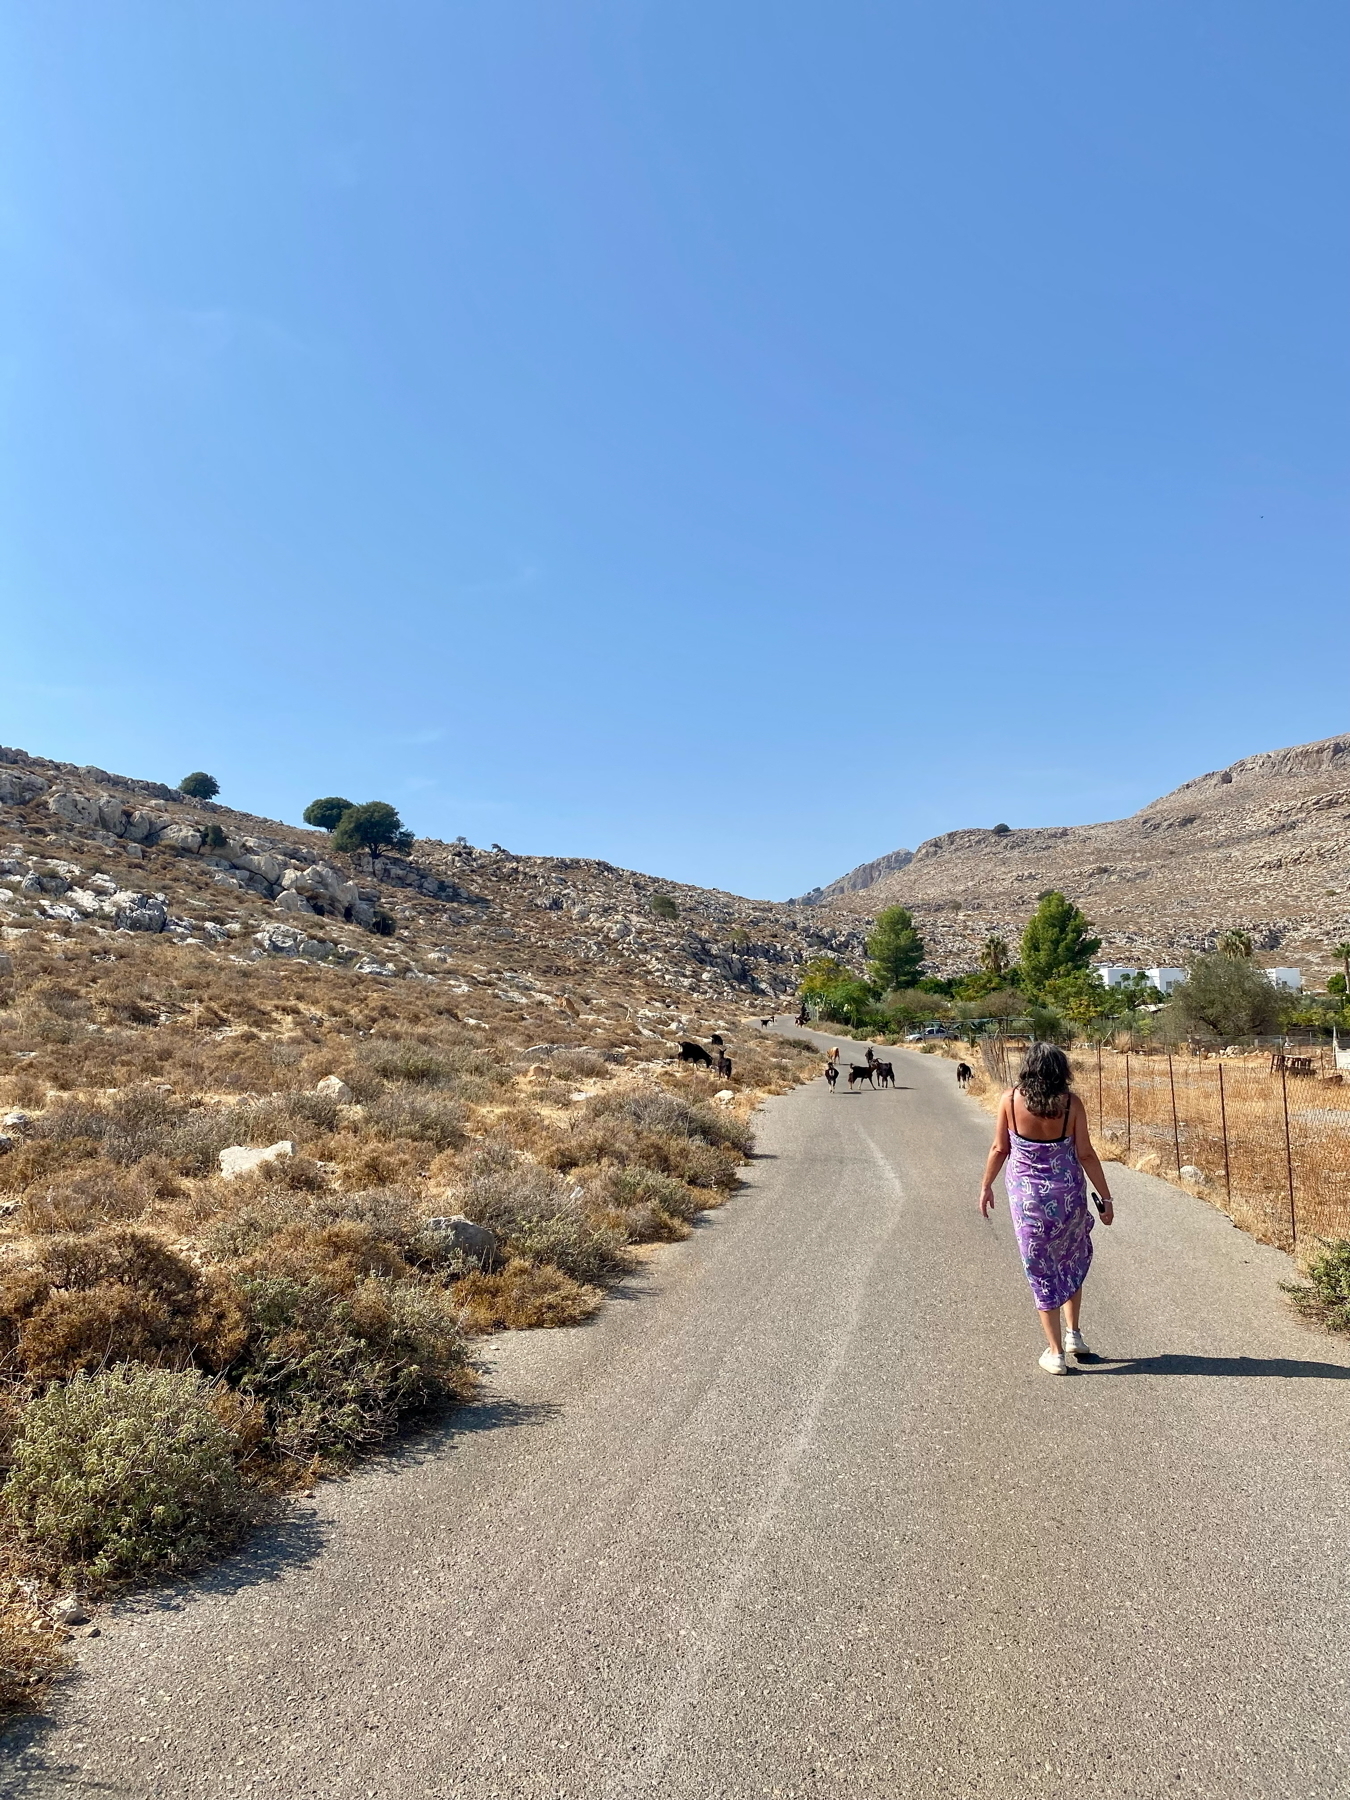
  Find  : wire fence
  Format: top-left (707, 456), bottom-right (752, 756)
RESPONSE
top-left (978, 1040), bottom-right (1350, 1251)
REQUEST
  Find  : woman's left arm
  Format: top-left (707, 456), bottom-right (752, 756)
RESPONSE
top-left (1073, 1097), bottom-right (1115, 1225)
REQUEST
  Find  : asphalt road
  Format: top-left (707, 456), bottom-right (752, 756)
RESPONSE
top-left (7, 1031), bottom-right (1350, 1799)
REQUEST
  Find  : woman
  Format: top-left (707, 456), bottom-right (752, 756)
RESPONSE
top-left (979, 1043), bottom-right (1115, 1374)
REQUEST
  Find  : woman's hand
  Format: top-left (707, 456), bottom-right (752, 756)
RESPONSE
top-left (1099, 1199), bottom-right (1115, 1227)
top-left (979, 1184), bottom-right (996, 1218)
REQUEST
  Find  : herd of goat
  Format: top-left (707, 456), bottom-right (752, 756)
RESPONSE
top-left (824, 1046), bottom-right (895, 1091)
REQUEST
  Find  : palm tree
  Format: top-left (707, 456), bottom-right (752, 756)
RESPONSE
top-left (1332, 941), bottom-right (1350, 996)
top-left (980, 935), bottom-right (1011, 979)
top-left (1217, 929), bottom-right (1253, 959)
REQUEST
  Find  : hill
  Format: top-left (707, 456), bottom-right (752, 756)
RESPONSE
top-left (814, 732), bottom-right (1350, 980)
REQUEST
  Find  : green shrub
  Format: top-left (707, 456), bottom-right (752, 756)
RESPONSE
top-left (2, 1366), bottom-right (250, 1586)
top-left (201, 822), bottom-right (228, 851)
top-left (178, 772), bottom-right (220, 800)
top-left (650, 894), bottom-right (678, 921)
top-left (1285, 1240), bottom-right (1350, 1331)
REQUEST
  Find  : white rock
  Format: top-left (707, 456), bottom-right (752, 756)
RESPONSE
top-left (2, 1110), bottom-right (27, 1130)
top-left (122, 810), bottom-right (155, 843)
top-left (314, 1075), bottom-right (352, 1103)
top-left (354, 956), bottom-right (397, 976)
top-left (54, 791), bottom-right (108, 830)
top-left (273, 889), bottom-right (313, 913)
top-left (50, 1595), bottom-right (90, 1628)
top-left (158, 822), bottom-right (204, 853)
top-left (97, 796), bottom-right (128, 834)
top-left (1179, 1164), bottom-right (1207, 1185)
top-left (113, 893), bottom-right (168, 933)
top-left (713, 1089), bottom-right (736, 1104)
top-left (219, 1140), bottom-right (295, 1179)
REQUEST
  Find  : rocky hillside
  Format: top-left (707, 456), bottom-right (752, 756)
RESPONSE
top-left (816, 732), bottom-right (1350, 980)
top-left (791, 846), bottom-right (914, 907)
top-left (0, 744), bottom-right (867, 1027)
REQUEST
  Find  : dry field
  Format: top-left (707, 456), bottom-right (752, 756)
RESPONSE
top-left (0, 753), bottom-right (821, 1713)
top-left (960, 1039), bottom-right (1350, 1251)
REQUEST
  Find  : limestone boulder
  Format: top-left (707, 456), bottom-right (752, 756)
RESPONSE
top-left (158, 822), bottom-right (204, 853)
top-left (314, 1075), bottom-right (353, 1103)
top-left (47, 789), bottom-right (101, 830)
top-left (113, 893), bottom-right (168, 933)
top-left (421, 1214), bottom-right (501, 1269)
top-left (219, 1141), bottom-right (295, 1180)
top-left (273, 889), bottom-right (313, 914)
top-left (0, 771), bottom-right (47, 805)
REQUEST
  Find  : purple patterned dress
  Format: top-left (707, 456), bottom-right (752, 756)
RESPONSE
top-left (1005, 1093), bottom-right (1094, 1310)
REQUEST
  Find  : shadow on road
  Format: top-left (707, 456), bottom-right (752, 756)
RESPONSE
top-left (1090, 1352), bottom-right (1350, 1380)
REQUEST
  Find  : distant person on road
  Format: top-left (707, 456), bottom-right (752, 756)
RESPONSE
top-left (978, 1043), bottom-right (1115, 1376)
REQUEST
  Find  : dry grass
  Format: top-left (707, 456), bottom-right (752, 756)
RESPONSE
top-left (455, 1260), bottom-right (602, 1331)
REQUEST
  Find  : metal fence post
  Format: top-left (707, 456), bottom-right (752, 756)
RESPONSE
top-left (1124, 1052), bottom-right (1131, 1159)
top-left (1280, 1059), bottom-right (1296, 1247)
top-left (1097, 1044), bottom-right (1104, 1136)
top-left (1167, 1053), bottom-right (1182, 1175)
top-left (1217, 1059), bottom-right (1231, 1203)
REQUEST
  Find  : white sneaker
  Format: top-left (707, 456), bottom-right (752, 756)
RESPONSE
top-left (1063, 1328), bottom-right (1089, 1358)
top-left (1039, 1348), bottom-right (1068, 1375)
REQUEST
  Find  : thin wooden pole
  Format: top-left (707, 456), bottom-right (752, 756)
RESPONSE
top-left (1167, 1054), bottom-right (1182, 1175)
top-left (1097, 1044), bottom-right (1104, 1137)
top-left (1217, 1059), bottom-right (1231, 1203)
top-left (1280, 1058), bottom-right (1296, 1247)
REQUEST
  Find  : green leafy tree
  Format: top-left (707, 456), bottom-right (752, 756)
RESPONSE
top-left (867, 906), bottom-right (925, 992)
top-left (1331, 941), bottom-right (1350, 995)
top-left (1171, 953), bottom-right (1286, 1040)
top-left (799, 956), bottom-right (851, 1000)
top-left (1040, 967), bottom-right (1112, 1028)
top-left (1217, 929), bottom-right (1254, 959)
top-left (331, 802), bottom-right (414, 858)
top-left (650, 894), bottom-right (679, 921)
top-left (1020, 893), bottom-right (1101, 991)
top-left (304, 796), bottom-right (355, 831)
top-left (178, 772), bottom-right (219, 800)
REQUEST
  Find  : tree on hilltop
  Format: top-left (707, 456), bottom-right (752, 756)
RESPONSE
top-left (650, 894), bottom-right (679, 920)
top-left (1020, 892), bottom-right (1100, 991)
top-left (178, 772), bottom-right (219, 800)
top-left (304, 796), bottom-right (356, 831)
top-left (867, 906), bottom-right (925, 992)
top-left (331, 802), bottom-right (414, 858)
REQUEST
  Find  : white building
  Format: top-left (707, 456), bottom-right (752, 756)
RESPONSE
top-left (1095, 965), bottom-right (1144, 988)
top-left (1265, 967), bottom-right (1302, 991)
top-left (1145, 967), bottom-right (1187, 995)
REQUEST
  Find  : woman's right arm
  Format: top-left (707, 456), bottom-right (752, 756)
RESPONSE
top-left (979, 1094), bottom-right (1011, 1217)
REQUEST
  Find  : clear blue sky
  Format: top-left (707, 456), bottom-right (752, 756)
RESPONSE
top-left (3, 3), bottom-right (1346, 899)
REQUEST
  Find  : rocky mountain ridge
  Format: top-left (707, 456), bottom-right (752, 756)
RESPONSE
top-left (816, 731), bottom-right (1350, 980)
top-left (0, 745), bottom-right (868, 1025)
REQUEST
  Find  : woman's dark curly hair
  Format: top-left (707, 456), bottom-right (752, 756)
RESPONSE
top-left (1017, 1043), bottom-right (1072, 1116)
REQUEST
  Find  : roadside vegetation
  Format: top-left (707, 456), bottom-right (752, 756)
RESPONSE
top-left (0, 923), bottom-right (814, 1713)
top-left (799, 897), bottom-right (1350, 1052)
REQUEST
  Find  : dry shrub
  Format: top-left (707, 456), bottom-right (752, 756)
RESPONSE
top-left (454, 1259), bottom-right (601, 1332)
top-left (0, 1138), bottom-right (102, 1195)
top-left (0, 1613), bottom-right (69, 1716)
top-left (230, 1271), bottom-right (471, 1465)
top-left (634, 1133), bottom-right (740, 1191)
top-left (206, 1188), bottom-right (420, 1289)
top-left (2, 1366), bottom-right (251, 1587)
top-left (592, 1202), bottom-right (690, 1244)
top-left (17, 1160), bottom-right (153, 1234)
top-left (325, 1139), bottom-right (423, 1188)
top-left (548, 1050), bottom-right (612, 1081)
top-left (503, 1212), bottom-right (628, 1284)
top-left (450, 1143), bottom-right (572, 1235)
top-left (363, 1091), bottom-right (465, 1150)
top-left (0, 1228), bottom-right (247, 1382)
